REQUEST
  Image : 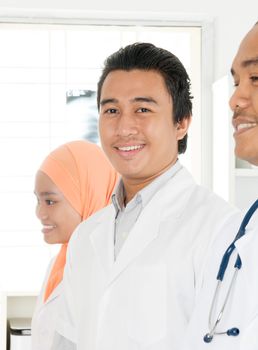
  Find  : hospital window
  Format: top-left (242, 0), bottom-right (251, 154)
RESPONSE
top-left (0, 22), bottom-right (201, 290)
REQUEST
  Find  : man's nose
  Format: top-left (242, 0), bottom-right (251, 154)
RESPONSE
top-left (116, 112), bottom-right (138, 137)
top-left (229, 83), bottom-right (251, 111)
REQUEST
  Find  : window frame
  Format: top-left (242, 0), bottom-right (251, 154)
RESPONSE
top-left (0, 8), bottom-right (214, 188)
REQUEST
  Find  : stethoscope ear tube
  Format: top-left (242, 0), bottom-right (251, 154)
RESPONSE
top-left (227, 327), bottom-right (240, 336)
top-left (203, 327), bottom-right (240, 343)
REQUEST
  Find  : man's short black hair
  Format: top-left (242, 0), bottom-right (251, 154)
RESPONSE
top-left (97, 42), bottom-right (193, 154)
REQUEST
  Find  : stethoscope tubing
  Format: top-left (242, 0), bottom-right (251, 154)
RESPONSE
top-left (204, 199), bottom-right (258, 343)
top-left (217, 199), bottom-right (258, 282)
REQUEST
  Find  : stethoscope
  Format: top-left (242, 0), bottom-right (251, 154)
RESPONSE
top-left (203, 199), bottom-right (258, 343)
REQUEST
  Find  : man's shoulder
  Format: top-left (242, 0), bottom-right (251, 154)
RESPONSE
top-left (83, 204), bottom-right (114, 224)
top-left (172, 167), bottom-right (238, 216)
top-left (70, 204), bottom-right (114, 243)
top-left (189, 184), bottom-right (240, 223)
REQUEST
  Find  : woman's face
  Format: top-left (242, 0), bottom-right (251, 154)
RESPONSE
top-left (34, 170), bottom-right (82, 244)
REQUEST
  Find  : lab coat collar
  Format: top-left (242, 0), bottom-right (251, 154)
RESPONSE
top-left (90, 201), bottom-right (162, 286)
top-left (90, 207), bottom-right (117, 274)
top-left (109, 197), bottom-right (162, 283)
top-left (235, 209), bottom-right (258, 263)
top-left (90, 167), bottom-right (194, 286)
top-left (36, 280), bottom-right (63, 314)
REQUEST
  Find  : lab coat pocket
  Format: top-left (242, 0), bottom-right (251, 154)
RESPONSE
top-left (128, 264), bottom-right (167, 347)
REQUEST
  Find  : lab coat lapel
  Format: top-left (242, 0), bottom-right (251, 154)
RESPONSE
top-left (37, 281), bottom-right (62, 314)
top-left (107, 167), bottom-right (195, 285)
top-left (45, 281), bottom-right (62, 304)
top-left (108, 200), bottom-right (162, 284)
top-left (90, 207), bottom-right (116, 274)
top-left (89, 200), bottom-right (162, 285)
top-left (90, 167), bottom-right (194, 286)
top-left (235, 209), bottom-right (258, 263)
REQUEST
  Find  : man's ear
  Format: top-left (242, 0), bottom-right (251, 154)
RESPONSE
top-left (176, 116), bottom-right (192, 140)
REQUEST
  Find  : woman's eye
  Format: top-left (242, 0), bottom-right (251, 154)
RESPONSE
top-left (46, 199), bottom-right (55, 205)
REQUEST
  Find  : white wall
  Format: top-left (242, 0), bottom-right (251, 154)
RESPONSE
top-left (0, 0), bottom-right (257, 80)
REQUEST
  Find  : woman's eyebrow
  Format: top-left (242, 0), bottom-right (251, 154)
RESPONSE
top-left (34, 191), bottom-right (59, 196)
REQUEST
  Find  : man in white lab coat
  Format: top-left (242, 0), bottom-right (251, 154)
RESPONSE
top-left (182, 21), bottom-right (258, 350)
top-left (51, 43), bottom-right (239, 350)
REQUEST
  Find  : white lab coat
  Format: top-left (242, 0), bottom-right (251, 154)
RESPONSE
top-left (182, 205), bottom-right (258, 350)
top-left (54, 166), bottom-right (240, 350)
top-left (31, 257), bottom-right (63, 350)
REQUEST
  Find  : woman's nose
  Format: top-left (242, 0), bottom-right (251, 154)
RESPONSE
top-left (36, 204), bottom-right (48, 220)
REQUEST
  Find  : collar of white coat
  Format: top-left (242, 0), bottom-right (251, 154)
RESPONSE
top-left (235, 207), bottom-right (258, 262)
top-left (89, 166), bottom-right (195, 284)
top-left (37, 280), bottom-right (63, 313)
top-left (111, 160), bottom-right (182, 212)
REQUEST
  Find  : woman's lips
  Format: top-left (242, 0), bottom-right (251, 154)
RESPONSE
top-left (42, 224), bottom-right (56, 234)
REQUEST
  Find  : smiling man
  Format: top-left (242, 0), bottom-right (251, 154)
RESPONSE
top-left (230, 22), bottom-right (258, 166)
top-left (51, 43), bottom-right (239, 350)
top-left (98, 68), bottom-right (188, 204)
top-left (182, 21), bottom-right (258, 350)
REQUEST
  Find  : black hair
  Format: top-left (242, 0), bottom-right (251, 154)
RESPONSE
top-left (97, 42), bottom-right (193, 153)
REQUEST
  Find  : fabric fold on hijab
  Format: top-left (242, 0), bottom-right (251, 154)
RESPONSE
top-left (39, 140), bottom-right (118, 302)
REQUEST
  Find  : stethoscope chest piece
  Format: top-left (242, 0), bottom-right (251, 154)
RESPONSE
top-left (203, 333), bottom-right (213, 343)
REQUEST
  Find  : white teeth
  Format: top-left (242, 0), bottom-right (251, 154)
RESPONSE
top-left (118, 145), bottom-right (143, 151)
top-left (237, 123), bottom-right (257, 131)
top-left (43, 225), bottom-right (56, 229)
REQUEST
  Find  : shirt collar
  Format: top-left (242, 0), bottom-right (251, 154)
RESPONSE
top-left (112, 160), bottom-right (182, 214)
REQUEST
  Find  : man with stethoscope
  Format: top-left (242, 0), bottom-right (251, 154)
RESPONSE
top-left (182, 21), bottom-right (258, 350)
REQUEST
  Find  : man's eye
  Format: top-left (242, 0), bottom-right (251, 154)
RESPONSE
top-left (137, 107), bottom-right (150, 113)
top-left (106, 108), bottom-right (117, 114)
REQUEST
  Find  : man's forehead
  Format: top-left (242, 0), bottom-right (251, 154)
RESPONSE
top-left (231, 26), bottom-right (258, 74)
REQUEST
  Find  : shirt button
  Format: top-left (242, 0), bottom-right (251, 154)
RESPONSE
top-left (136, 195), bottom-right (142, 204)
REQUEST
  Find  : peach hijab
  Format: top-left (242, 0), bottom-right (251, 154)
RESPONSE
top-left (38, 140), bottom-right (118, 302)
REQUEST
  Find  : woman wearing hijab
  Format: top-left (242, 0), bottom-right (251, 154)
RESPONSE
top-left (31, 140), bottom-right (118, 350)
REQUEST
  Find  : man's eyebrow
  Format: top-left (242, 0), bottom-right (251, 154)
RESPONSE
top-left (100, 96), bottom-right (158, 106)
top-left (100, 98), bottom-right (118, 106)
top-left (241, 56), bottom-right (258, 68)
top-left (132, 96), bottom-right (158, 104)
top-left (231, 56), bottom-right (258, 76)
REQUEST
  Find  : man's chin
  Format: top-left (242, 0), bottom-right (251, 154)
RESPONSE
top-left (250, 160), bottom-right (258, 168)
top-left (236, 152), bottom-right (258, 167)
